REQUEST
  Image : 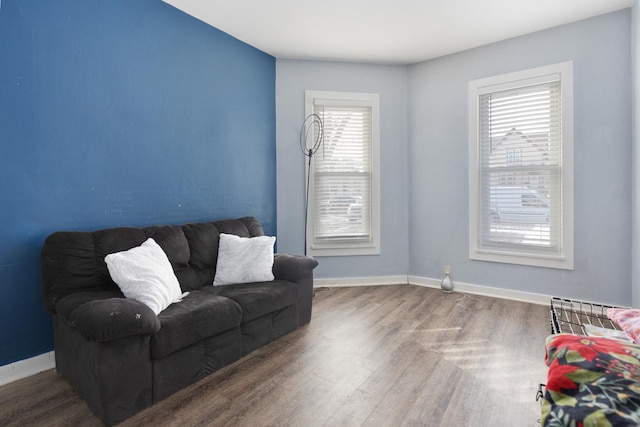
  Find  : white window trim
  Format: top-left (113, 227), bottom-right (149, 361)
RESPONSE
top-left (304, 90), bottom-right (381, 257)
top-left (468, 62), bottom-right (574, 270)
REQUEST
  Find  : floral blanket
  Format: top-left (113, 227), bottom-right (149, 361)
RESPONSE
top-left (542, 334), bottom-right (640, 426)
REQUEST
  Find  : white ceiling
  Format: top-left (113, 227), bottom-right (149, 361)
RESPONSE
top-left (163, 0), bottom-right (634, 64)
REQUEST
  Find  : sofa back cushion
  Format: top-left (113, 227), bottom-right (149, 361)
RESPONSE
top-left (41, 216), bottom-right (264, 314)
top-left (144, 225), bottom-right (198, 291)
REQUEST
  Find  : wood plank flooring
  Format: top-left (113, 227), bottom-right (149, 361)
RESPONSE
top-left (0, 285), bottom-right (550, 426)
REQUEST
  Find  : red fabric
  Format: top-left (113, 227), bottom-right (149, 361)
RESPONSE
top-left (545, 333), bottom-right (626, 364)
top-left (542, 333), bottom-right (640, 426)
top-left (545, 357), bottom-right (579, 393)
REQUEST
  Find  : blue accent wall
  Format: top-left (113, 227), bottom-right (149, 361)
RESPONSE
top-left (0, 0), bottom-right (276, 366)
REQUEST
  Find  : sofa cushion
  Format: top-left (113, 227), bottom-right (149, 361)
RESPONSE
top-left (213, 234), bottom-right (275, 286)
top-left (180, 222), bottom-right (221, 289)
top-left (150, 290), bottom-right (242, 360)
top-left (93, 227), bottom-right (147, 277)
top-left (41, 232), bottom-right (115, 313)
top-left (212, 217), bottom-right (259, 237)
top-left (105, 238), bottom-right (183, 315)
top-left (204, 280), bottom-right (299, 322)
top-left (142, 226), bottom-right (190, 269)
top-left (143, 225), bottom-right (200, 291)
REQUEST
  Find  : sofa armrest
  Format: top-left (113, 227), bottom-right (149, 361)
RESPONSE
top-left (67, 298), bottom-right (160, 342)
top-left (273, 254), bottom-right (318, 326)
top-left (272, 254), bottom-right (318, 283)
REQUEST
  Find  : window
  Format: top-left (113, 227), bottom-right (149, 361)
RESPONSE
top-left (468, 62), bottom-right (574, 269)
top-left (305, 91), bottom-right (380, 256)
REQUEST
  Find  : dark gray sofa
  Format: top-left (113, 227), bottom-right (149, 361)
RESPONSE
top-left (40, 216), bottom-right (318, 425)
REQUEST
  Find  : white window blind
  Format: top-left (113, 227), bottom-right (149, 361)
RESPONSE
top-left (305, 91), bottom-right (380, 256)
top-left (312, 104), bottom-right (372, 243)
top-left (469, 62), bottom-right (573, 270)
top-left (479, 81), bottom-right (561, 252)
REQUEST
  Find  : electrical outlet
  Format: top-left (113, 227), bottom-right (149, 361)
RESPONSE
top-left (444, 265), bottom-right (451, 275)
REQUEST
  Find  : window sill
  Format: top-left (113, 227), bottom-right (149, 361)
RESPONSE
top-left (308, 245), bottom-right (380, 257)
top-left (470, 248), bottom-right (573, 270)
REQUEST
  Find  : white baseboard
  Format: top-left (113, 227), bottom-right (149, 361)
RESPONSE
top-left (0, 351), bottom-right (55, 387)
top-left (315, 275), bottom-right (551, 306)
top-left (314, 275), bottom-right (409, 288)
top-left (408, 275), bottom-right (551, 305)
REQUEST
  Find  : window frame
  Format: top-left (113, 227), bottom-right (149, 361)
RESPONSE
top-left (468, 62), bottom-right (574, 270)
top-left (304, 90), bottom-right (381, 257)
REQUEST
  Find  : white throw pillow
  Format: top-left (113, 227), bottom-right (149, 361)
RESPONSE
top-left (105, 238), bottom-right (182, 315)
top-left (213, 234), bottom-right (276, 286)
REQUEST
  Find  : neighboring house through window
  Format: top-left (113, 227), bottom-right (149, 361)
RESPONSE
top-left (305, 91), bottom-right (380, 256)
top-left (468, 62), bottom-right (574, 269)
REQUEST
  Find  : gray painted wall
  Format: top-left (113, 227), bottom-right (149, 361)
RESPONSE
top-left (633, 1), bottom-right (640, 308)
top-left (276, 60), bottom-right (410, 279)
top-left (276, 10), bottom-right (633, 305)
top-left (409, 9), bottom-right (632, 305)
